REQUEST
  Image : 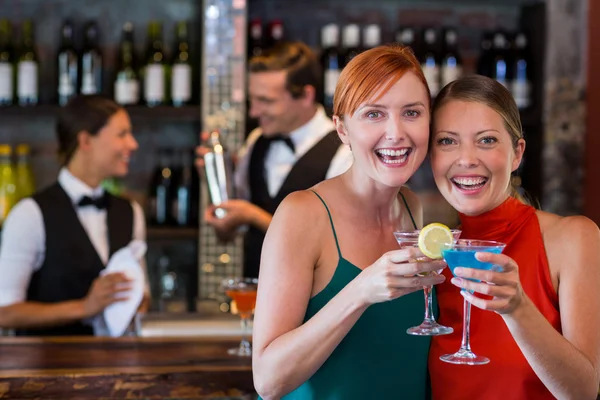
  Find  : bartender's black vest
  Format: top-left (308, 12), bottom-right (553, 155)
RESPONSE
top-left (246, 130), bottom-right (341, 278)
top-left (16, 182), bottom-right (133, 336)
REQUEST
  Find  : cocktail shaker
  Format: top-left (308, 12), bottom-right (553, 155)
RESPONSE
top-left (203, 131), bottom-right (234, 218)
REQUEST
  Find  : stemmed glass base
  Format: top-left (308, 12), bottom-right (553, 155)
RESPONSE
top-left (407, 319), bottom-right (453, 336)
top-left (440, 349), bottom-right (489, 365)
top-left (406, 285), bottom-right (453, 336)
top-left (228, 339), bottom-right (252, 357)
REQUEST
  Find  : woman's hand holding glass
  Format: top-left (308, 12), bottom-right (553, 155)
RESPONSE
top-left (355, 247), bottom-right (447, 306)
top-left (451, 252), bottom-right (525, 315)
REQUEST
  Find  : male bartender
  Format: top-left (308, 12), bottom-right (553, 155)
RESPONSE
top-left (199, 41), bottom-right (352, 278)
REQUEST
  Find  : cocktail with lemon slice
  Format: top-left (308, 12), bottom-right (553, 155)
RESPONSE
top-left (393, 223), bottom-right (460, 336)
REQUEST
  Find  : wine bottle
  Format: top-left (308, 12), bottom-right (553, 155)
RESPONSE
top-left (511, 32), bottom-right (532, 110)
top-left (477, 32), bottom-right (494, 78)
top-left (421, 28), bottom-right (440, 98)
top-left (267, 19), bottom-right (284, 49)
top-left (17, 20), bottom-right (38, 106)
top-left (440, 28), bottom-right (462, 88)
top-left (143, 21), bottom-right (166, 107)
top-left (148, 149), bottom-right (175, 226)
top-left (342, 24), bottom-right (360, 67)
top-left (320, 23), bottom-right (341, 111)
top-left (362, 24), bottom-right (381, 50)
top-left (0, 19), bottom-right (13, 106)
top-left (114, 22), bottom-right (139, 106)
top-left (171, 21), bottom-right (191, 107)
top-left (492, 31), bottom-right (509, 88)
top-left (81, 21), bottom-right (103, 95)
top-left (0, 145), bottom-right (16, 226)
top-left (248, 19), bottom-right (264, 59)
top-left (172, 149), bottom-right (194, 226)
top-left (57, 19), bottom-right (78, 106)
top-left (395, 27), bottom-right (418, 55)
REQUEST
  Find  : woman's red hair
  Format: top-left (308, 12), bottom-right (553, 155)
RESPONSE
top-left (333, 44), bottom-right (430, 117)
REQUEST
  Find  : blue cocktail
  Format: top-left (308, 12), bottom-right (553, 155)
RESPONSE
top-left (440, 239), bottom-right (506, 365)
top-left (393, 229), bottom-right (461, 336)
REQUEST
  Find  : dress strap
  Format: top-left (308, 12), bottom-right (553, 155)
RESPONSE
top-left (399, 191), bottom-right (418, 229)
top-left (309, 190), bottom-right (342, 258)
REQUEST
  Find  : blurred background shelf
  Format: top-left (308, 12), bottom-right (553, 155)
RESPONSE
top-left (0, 105), bottom-right (201, 122)
top-left (147, 226), bottom-right (199, 241)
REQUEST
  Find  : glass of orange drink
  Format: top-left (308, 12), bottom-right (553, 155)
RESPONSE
top-left (222, 277), bottom-right (258, 356)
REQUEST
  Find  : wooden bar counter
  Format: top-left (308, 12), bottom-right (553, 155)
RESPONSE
top-left (0, 336), bottom-right (255, 399)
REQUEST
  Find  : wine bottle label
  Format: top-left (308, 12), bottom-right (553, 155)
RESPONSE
top-left (171, 64), bottom-right (191, 102)
top-left (114, 79), bottom-right (139, 105)
top-left (58, 72), bottom-right (75, 97)
top-left (144, 64), bottom-right (165, 102)
top-left (17, 61), bottom-right (38, 98)
top-left (441, 65), bottom-right (462, 87)
top-left (0, 63), bottom-right (13, 101)
top-left (512, 79), bottom-right (531, 109)
top-left (422, 64), bottom-right (440, 97)
top-left (324, 69), bottom-right (340, 97)
top-left (81, 72), bottom-right (97, 95)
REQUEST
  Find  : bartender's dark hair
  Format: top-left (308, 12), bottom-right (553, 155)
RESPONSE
top-left (56, 95), bottom-right (122, 165)
top-left (248, 41), bottom-right (321, 99)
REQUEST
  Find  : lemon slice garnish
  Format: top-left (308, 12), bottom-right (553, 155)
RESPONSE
top-left (418, 223), bottom-right (454, 259)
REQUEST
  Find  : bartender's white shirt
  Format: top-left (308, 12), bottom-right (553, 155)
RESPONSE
top-left (0, 168), bottom-right (146, 308)
top-left (234, 105), bottom-right (354, 199)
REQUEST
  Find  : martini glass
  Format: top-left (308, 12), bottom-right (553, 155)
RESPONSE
top-left (222, 277), bottom-right (258, 356)
top-left (440, 239), bottom-right (506, 365)
top-left (393, 229), bottom-right (461, 336)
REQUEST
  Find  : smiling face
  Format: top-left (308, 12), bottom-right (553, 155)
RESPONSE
top-left (430, 100), bottom-right (525, 216)
top-left (248, 70), bottom-right (315, 136)
top-left (80, 109), bottom-right (138, 177)
top-left (334, 71), bottom-right (430, 189)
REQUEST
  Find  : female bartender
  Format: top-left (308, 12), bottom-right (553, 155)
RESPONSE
top-left (0, 95), bottom-right (146, 336)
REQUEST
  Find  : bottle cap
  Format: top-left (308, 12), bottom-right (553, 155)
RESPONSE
top-left (342, 24), bottom-right (360, 48)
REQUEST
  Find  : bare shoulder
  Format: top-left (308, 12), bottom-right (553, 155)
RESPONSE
top-left (537, 210), bottom-right (600, 243)
top-left (268, 188), bottom-right (330, 242)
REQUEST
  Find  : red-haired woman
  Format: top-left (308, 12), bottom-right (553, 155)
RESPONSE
top-left (252, 44), bottom-right (443, 399)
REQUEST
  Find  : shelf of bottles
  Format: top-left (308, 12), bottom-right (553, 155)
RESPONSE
top-left (0, 18), bottom-right (198, 115)
top-left (313, 23), bottom-right (535, 119)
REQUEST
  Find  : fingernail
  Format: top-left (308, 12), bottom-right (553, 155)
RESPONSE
top-left (451, 277), bottom-right (462, 286)
top-left (454, 267), bottom-right (463, 275)
top-left (475, 252), bottom-right (485, 260)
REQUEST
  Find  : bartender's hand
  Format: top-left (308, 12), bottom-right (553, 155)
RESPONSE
top-left (205, 199), bottom-right (272, 235)
top-left (194, 131), bottom-right (238, 171)
top-left (194, 131), bottom-right (211, 170)
top-left (81, 272), bottom-right (132, 318)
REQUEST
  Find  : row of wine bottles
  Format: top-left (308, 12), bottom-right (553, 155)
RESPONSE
top-left (313, 23), bottom-right (533, 110)
top-left (0, 19), bottom-right (194, 107)
top-left (147, 148), bottom-right (200, 228)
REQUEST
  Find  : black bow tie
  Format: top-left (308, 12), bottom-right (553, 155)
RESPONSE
top-left (264, 134), bottom-right (295, 152)
top-left (78, 194), bottom-right (108, 210)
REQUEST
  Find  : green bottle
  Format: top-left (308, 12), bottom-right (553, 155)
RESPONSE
top-left (114, 22), bottom-right (139, 105)
top-left (0, 145), bottom-right (16, 225)
top-left (17, 20), bottom-right (38, 106)
top-left (171, 21), bottom-right (191, 107)
top-left (0, 19), bottom-right (14, 106)
top-left (143, 21), bottom-right (166, 107)
top-left (15, 144), bottom-right (35, 202)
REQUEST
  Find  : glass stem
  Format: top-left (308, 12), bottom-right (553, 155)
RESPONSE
top-left (423, 286), bottom-right (436, 322)
top-left (459, 295), bottom-right (473, 353)
top-left (239, 316), bottom-right (251, 351)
